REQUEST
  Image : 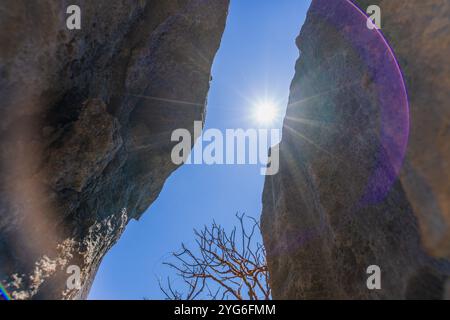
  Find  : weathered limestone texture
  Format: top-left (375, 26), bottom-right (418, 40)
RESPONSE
top-left (0, 0), bottom-right (229, 299)
top-left (262, 0), bottom-right (450, 299)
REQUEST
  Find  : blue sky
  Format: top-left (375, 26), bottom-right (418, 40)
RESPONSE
top-left (89, 0), bottom-right (311, 300)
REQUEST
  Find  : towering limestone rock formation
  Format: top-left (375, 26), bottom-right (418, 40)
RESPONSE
top-left (0, 0), bottom-right (229, 299)
top-left (262, 0), bottom-right (450, 299)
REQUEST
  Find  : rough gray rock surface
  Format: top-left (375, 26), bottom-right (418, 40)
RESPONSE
top-left (370, 0), bottom-right (450, 258)
top-left (0, 0), bottom-right (228, 299)
top-left (262, 0), bottom-right (450, 299)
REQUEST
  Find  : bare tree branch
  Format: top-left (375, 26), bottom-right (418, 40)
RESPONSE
top-left (159, 213), bottom-right (271, 300)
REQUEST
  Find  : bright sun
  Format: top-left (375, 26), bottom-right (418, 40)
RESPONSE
top-left (254, 101), bottom-right (278, 125)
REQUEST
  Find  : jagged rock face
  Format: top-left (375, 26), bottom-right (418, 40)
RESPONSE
top-left (0, 0), bottom-right (229, 299)
top-left (261, 0), bottom-right (450, 299)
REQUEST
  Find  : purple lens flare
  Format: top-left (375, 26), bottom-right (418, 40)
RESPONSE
top-left (272, 0), bottom-right (410, 256)
top-left (312, 0), bottom-right (410, 205)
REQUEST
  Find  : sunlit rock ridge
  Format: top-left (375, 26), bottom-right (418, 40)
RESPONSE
top-left (0, 0), bottom-right (229, 299)
top-left (261, 0), bottom-right (450, 299)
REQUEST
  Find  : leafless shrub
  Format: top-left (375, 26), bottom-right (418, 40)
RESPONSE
top-left (159, 213), bottom-right (270, 300)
